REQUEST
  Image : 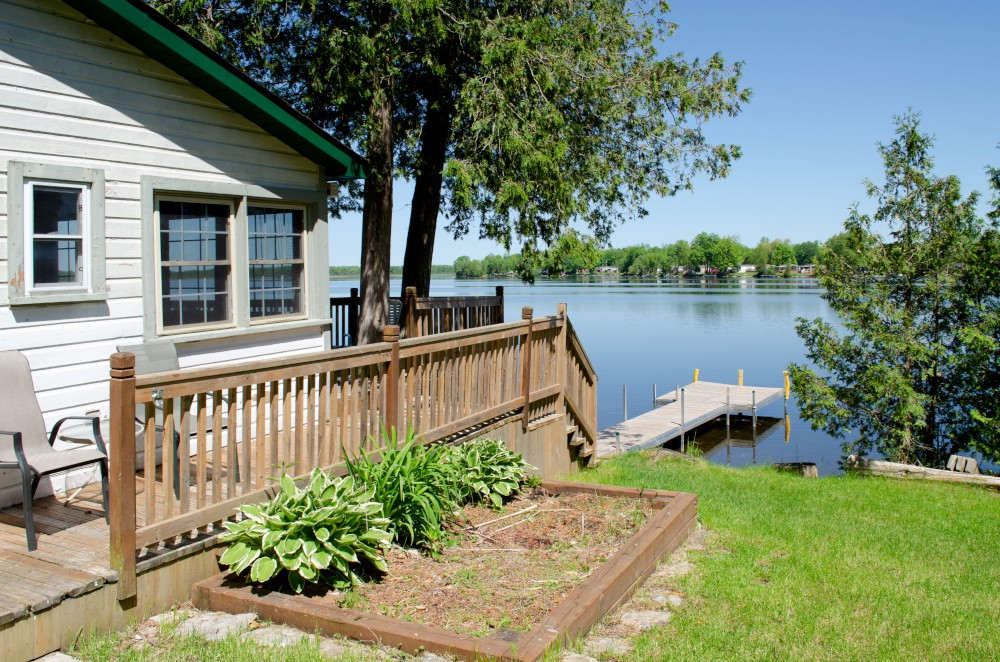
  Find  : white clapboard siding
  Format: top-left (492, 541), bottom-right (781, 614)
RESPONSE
top-left (0, 0), bottom-right (334, 504)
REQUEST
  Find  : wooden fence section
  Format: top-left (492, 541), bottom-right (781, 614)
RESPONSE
top-left (107, 304), bottom-right (596, 599)
top-left (403, 286), bottom-right (504, 339)
top-left (330, 287), bottom-right (503, 348)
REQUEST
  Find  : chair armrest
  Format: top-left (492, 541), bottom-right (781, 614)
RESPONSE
top-left (0, 430), bottom-right (28, 468)
top-left (49, 416), bottom-right (108, 456)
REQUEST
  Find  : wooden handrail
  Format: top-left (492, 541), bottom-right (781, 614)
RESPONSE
top-left (111, 302), bottom-right (598, 599)
top-left (566, 319), bottom-right (596, 383)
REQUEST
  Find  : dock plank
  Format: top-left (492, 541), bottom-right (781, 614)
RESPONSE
top-left (597, 380), bottom-right (784, 457)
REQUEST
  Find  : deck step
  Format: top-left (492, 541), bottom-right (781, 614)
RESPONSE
top-left (569, 435), bottom-right (586, 447)
top-left (578, 444), bottom-right (594, 458)
top-left (565, 424), bottom-right (578, 436)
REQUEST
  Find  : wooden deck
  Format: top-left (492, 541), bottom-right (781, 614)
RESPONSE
top-left (0, 458), bottom-right (240, 626)
top-left (597, 380), bottom-right (785, 458)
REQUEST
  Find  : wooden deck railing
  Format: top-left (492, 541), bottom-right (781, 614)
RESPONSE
top-left (107, 303), bottom-right (594, 599)
top-left (402, 286), bottom-right (504, 338)
top-left (329, 287), bottom-right (504, 347)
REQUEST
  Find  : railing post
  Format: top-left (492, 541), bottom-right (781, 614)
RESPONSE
top-left (109, 352), bottom-right (137, 601)
top-left (348, 287), bottom-right (359, 345)
top-left (555, 303), bottom-right (567, 414)
top-left (521, 306), bottom-right (533, 431)
top-left (383, 325), bottom-right (400, 437)
top-left (404, 286), bottom-right (418, 338)
top-left (495, 286), bottom-right (504, 324)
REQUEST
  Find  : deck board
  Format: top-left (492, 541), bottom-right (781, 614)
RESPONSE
top-left (0, 457), bottom-right (240, 625)
top-left (597, 380), bottom-right (785, 457)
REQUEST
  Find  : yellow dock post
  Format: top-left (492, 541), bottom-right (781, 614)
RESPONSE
top-left (693, 368), bottom-right (699, 383)
top-left (783, 370), bottom-right (791, 400)
top-left (738, 369), bottom-right (744, 386)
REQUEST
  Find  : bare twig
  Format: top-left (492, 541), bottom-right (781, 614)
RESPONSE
top-left (493, 515), bottom-right (537, 534)
top-left (470, 504), bottom-right (538, 530)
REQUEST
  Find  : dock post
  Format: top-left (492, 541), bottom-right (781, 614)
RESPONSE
top-left (616, 431), bottom-right (622, 454)
top-left (752, 388), bottom-right (757, 431)
top-left (680, 387), bottom-right (686, 454)
top-left (783, 370), bottom-right (790, 414)
top-left (623, 383), bottom-right (628, 421)
top-left (653, 383), bottom-right (657, 408)
top-left (693, 368), bottom-right (699, 383)
top-left (738, 368), bottom-right (744, 386)
top-left (726, 386), bottom-right (731, 436)
top-left (675, 384), bottom-right (679, 403)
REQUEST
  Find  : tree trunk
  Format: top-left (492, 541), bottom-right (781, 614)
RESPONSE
top-left (358, 90), bottom-right (394, 344)
top-left (401, 96), bottom-right (454, 299)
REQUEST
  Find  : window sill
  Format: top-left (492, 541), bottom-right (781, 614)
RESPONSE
top-left (9, 291), bottom-right (107, 306)
top-left (155, 317), bottom-right (332, 345)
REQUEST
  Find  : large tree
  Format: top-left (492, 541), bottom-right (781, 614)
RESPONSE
top-left (156, 1), bottom-right (748, 339)
top-left (789, 113), bottom-right (1000, 467)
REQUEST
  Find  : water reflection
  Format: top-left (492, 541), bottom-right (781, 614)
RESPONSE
top-left (330, 276), bottom-right (844, 475)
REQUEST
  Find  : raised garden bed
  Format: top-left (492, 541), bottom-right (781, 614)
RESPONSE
top-left (193, 480), bottom-right (697, 662)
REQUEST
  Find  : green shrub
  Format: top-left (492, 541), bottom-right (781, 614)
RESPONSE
top-left (218, 469), bottom-right (392, 593)
top-left (443, 438), bottom-right (532, 508)
top-left (344, 428), bottom-right (458, 550)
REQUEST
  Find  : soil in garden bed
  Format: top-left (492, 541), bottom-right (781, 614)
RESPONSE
top-left (340, 486), bottom-right (655, 637)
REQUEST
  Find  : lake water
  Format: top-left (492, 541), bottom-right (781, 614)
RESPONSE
top-left (330, 277), bottom-right (845, 474)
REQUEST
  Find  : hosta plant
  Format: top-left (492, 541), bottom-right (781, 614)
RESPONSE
top-left (444, 438), bottom-right (532, 508)
top-left (345, 427), bottom-right (458, 550)
top-left (219, 469), bottom-right (392, 593)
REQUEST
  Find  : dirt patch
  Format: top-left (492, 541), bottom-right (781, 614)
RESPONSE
top-left (342, 486), bottom-right (654, 637)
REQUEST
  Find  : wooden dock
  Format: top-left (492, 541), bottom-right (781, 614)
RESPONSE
top-left (597, 380), bottom-right (786, 458)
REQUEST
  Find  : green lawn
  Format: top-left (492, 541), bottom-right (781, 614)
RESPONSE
top-left (578, 452), bottom-right (1000, 661)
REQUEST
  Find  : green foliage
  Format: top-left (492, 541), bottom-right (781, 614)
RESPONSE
top-left (584, 452), bottom-right (1000, 661)
top-left (344, 428), bottom-right (458, 550)
top-left (790, 112), bottom-right (1000, 466)
top-left (443, 439), bottom-right (532, 509)
top-left (219, 469), bottom-right (392, 593)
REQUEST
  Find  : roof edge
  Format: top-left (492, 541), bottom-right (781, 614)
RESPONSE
top-left (62, 0), bottom-right (366, 180)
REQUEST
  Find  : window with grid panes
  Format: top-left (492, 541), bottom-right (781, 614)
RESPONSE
top-left (247, 206), bottom-right (304, 319)
top-left (157, 199), bottom-right (232, 329)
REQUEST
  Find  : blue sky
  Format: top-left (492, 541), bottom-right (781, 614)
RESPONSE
top-left (328, 0), bottom-right (1000, 265)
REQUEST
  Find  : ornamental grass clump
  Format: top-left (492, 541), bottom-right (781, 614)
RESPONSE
top-left (444, 438), bottom-right (532, 508)
top-left (344, 427), bottom-right (458, 550)
top-left (219, 469), bottom-right (392, 593)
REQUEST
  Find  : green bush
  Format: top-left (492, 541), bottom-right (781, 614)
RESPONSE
top-left (443, 438), bottom-right (532, 508)
top-left (344, 428), bottom-right (458, 550)
top-left (218, 469), bottom-right (392, 593)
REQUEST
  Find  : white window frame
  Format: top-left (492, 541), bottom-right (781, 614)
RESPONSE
top-left (139, 176), bottom-right (329, 345)
top-left (247, 201), bottom-right (308, 324)
top-left (6, 161), bottom-right (106, 306)
top-left (153, 194), bottom-right (236, 335)
top-left (23, 181), bottom-right (91, 294)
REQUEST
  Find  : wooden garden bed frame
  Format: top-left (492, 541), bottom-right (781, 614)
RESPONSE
top-left (193, 480), bottom-right (698, 662)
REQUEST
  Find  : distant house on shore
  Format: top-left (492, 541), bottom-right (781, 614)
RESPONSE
top-left (738, 264), bottom-right (757, 273)
top-left (594, 265), bottom-right (619, 274)
top-left (0, 0), bottom-right (365, 505)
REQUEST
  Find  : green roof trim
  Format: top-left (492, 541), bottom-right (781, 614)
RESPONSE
top-left (62, 0), bottom-right (365, 180)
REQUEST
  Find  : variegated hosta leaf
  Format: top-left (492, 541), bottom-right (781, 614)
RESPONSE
top-left (219, 470), bottom-right (391, 593)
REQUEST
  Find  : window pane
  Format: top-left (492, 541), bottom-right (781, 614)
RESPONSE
top-left (160, 201), bottom-right (229, 262)
top-left (160, 266), bottom-right (229, 328)
top-left (247, 207), bottom-right (304, 318)
top-left (33, 186), bottom-right (81, 236)
top-left (33, 238), bottom-right (82, 284)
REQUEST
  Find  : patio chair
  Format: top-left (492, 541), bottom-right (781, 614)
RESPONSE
top-left (0, 351), bottom-right (109, 551)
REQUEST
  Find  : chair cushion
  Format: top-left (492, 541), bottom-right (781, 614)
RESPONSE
top-left (0, 443), bottom-right (106, 475)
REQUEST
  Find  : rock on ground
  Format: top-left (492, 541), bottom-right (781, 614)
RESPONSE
top-left (650, 592), bottom-right (684, 608)
top-left (584, 635), bottom-right (633, 656)
top-left (619, 609), bottom-right (672, 631)
top-left (242, 624), bottom-right (306, 647)
top-left (417, 652), bottom-right (452, 662)
top-left (175, 611), bottom-right (256, 641)
top-left (560, 654), bottom-right (599, 662)
top-left (33, 654), bottom-right (82, 662)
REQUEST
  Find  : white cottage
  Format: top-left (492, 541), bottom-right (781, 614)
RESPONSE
top-left (0, 0), bottom-right (365, 505)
